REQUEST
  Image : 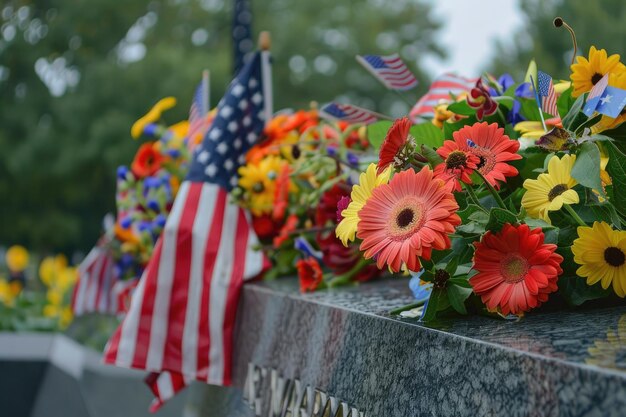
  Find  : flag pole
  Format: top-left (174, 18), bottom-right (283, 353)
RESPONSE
top-left (529, 75), bottom-right (548, 132)
top-left (259, 31), bottom-right (273, 123)
top-left (202, 69), bottom-right (210, 110)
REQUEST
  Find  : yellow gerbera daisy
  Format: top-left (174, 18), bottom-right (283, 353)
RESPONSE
top-left (131, 97), bottom-right (177, 139)
top-left (238, 156), bottom-right (287, 216)
top-left (521, 154), bottom-right (579, 224)
top-left (572, 221), bottom-right (626, 297)
top-left (335, 163), bottom-right (391, 246)
top-left (592, 72), bottom-right (626, 133)
top-left (6, 245), bottom-right (29, 272)
top-left (570, 46), bottom-right (626, 98)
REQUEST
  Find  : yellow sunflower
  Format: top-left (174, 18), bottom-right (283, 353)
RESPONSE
top-left (570, 46), bottom-right (626, 98)
top-left (6, 245), bottom-right (29, 272)
top-left (0, 278), bottom-right (22, 306)
top-left (572, 222), bottom-right (626, 297)
top-left (238, 155), bottom-right (287, 216)
top-left (335, 163), bottom-right (391, 246)
top-left (592, 72), bottom-right (626, 133)
top-left (521, 154), bottom-right (579, 224)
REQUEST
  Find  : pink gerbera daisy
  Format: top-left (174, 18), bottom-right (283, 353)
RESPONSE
top-left (356, 167), bottom-right (461, 272)
top-left (470, 223), bottom-right (563, 316)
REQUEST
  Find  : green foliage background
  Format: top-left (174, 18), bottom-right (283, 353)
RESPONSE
top-left (0, 0), bottom-right (624, 253)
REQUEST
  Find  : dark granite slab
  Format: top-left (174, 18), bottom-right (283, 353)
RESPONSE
top-left (231, 278), bottom-right (626, 417)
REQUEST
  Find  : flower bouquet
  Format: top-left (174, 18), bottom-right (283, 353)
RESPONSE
top-left (224, 44), bottom-right (626, 323)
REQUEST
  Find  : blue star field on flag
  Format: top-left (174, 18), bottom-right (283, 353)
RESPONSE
top-left (187, 51), bottom-right (266, 191)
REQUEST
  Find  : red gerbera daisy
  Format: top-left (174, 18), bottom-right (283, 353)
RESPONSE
top-left (357, 167), bottom-right (461, 272)
top-left (438, 122), bottom-right (521, 190)
top-left (470, 223), bottom-right (563, 316)
top-left (377, 117), bottom-right (413, 174)
top-left (433, 146), bottom-right (479, 192)
top-left (296, 257), bottom-right (324, 292)
top-left (131, 142), bottom-right (163, 178)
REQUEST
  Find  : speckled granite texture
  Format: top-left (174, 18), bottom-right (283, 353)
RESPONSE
top-left (229, 278), bottom-right (626, 417)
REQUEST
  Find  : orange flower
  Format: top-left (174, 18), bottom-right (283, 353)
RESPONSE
top-left (131, 143), bottom-right (163, 178)
top-left (297, 257), bottom-right (324, 292)
top-left (273, 214), bottom-right (299, 248)
top-left (272, 164), bottom-right (291, 221)
top-left (115, 222), bottom-right (140, 244)
top-left (357, 167), bottom-right (461, 272)
top-left (470, 224), bottom-right (563, 316)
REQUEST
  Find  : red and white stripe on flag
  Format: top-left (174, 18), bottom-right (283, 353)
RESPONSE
top-left (72, 244), bottom-right (121, 316)
top-left (542, 79), bottom-right (559, 117)
top-left (410, 73), bottom-right (476, 120)
top-left (103, 180), bottom-right (266, 410)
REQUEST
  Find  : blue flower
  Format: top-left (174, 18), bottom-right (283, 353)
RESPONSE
top-left (408, 269), bottom-right (432, 303)
top-left (347, 152), bottom-right (359, 166)
top-left (147, 200), bottom-right (160, 212)
top-left (120, 217), bottom-right (133, 229)
top-left (144, 176), bottom-right (161, 189)
top-left (117, 166), bottom-right (129, 180)
top-left (153, 214), bottom-right (167, 228)
top-left (488, 74), bottom-right (515, 96)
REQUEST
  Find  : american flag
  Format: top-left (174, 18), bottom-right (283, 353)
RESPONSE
top-left (72, 242), bottom-right (121, 316)
top-left (319, 102), bottom-right (378, 125)
top-left (409, 73), bottom-right (476, 120)
top-left (583, 73), bottom-right (609, 116)
top-left (103, 50), bottom-right (271, 410)
top-left (356, 54), bottom-right (418, 91)
top-left (187, 71), bottom-right (210, 150)
top-left (537, 71), bottom-right (559, 117)
top-left (232, 0), bottom-right (253, 75)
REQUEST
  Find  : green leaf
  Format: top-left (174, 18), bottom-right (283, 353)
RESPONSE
top-left (571, 142), bottom-right (603, 195)
top-left (444, 257), bottom-right (458, 275)
top-left (485, 207), bottom-right (518, 233)
top-left (558, 275), bottom-right (612, 306)
top-left (366, 120), bottom-right (392, 150)
top-left (605, 142), bottom-right (626, 215)
top-left (447, 284), bottom-right (472, 315)
top-left (457, 204), bottom-right (483, 223)
top-left (410, 123), bottom-right (444, 148)
top-left (446, 100), bottom-right (476, 116)
top-left (420, 144), bottom-right (443, 167)
top-left (442, 116), bottom-right (476, 140)
top-left (519, 97), bottom-right (542, 120)
top-left (421, 288), bottom-right (449, 321)
top-left (562, 94), bottom-right (586, 130)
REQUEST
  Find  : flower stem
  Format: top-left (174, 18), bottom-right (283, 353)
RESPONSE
top-left (564, 203), bottom-right (587, 227)
top-left (475, 171), bottom-right (507, 209)
top-left (463, 182), bottom-right (487, 213)
top-left (327, 257), bottom-right (370, 288)
top-left (390, 302), bottom-right (423, 315)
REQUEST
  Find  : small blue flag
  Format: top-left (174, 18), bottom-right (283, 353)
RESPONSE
top-left (583, 74), bottom-right (609, 116)
top-left (595, 86), bottom-right (626, 118)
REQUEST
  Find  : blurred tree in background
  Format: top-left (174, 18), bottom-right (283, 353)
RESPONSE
top-left (0, 0), bottom-right (443, 253)
top-left (489, 0), bottom-right (626, 80)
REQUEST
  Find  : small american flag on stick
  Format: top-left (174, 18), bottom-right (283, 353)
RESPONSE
top-left (319, 102), bottom-right (379, 125)
top-left (537, 71), bottom-right (559, 117)
top-left (356, 54), bottom-right (418, 91)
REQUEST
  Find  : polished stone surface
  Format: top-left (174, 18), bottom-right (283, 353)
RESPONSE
top-left (231, 278), bottom-right (626, 417)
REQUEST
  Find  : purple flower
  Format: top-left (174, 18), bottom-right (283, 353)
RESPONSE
top-left (327, 146), bottom-right (338, 157)
top-left (347, 152), bottom-right (359, 166)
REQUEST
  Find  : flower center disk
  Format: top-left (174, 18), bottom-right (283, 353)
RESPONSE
top-left (500, 254), bottom-right (529, 283)
top-left (591, 72), bottom-right (604, 85)
top-left (604, 247), bottom-right (626, 267)
top-left (387, 199), bottom-right (425, 240)
top-left (548, 184), bottom-right (568, 201)
top-left (446, 151), bottom-right (468, 170)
